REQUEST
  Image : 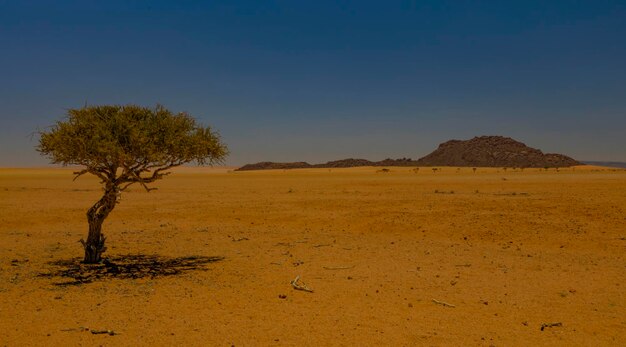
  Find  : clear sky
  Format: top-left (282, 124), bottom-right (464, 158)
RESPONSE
top-left (1, 1), bottom-right (625, 166)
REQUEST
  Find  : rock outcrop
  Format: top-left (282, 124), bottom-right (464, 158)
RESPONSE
top-left (416, 136), bottom-right (580, 168)
top-left (235, 136), bottom-right (580, 170)
top-left (236, 161), bottom-right (312, 171)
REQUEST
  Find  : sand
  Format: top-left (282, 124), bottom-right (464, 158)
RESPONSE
top-left (1, 166), bottom-right (625, 346)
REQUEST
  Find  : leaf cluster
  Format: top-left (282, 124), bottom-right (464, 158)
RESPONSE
top-left (38, 104), bottom-right (228, 190)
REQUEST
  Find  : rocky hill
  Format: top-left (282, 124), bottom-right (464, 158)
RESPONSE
top-left (416, 136), bottom-right (580, 168)
top-left (235, 136), bottom-right (580, 171)
top-left (313, 158), bottom-right (374, 168)
top-left (235, 158), bottom-right (420, 171)
top-left (236, 161), bottom-right (312, 171)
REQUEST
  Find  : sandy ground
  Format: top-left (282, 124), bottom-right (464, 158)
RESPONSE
top-left (1, 166), bottom-right (625, 346)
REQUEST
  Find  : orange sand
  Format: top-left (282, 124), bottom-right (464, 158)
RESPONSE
top-left (1, 166), bottom-right (625, 346)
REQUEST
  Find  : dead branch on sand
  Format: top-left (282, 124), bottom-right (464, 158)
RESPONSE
top-left (432, 299), bottom-right (455, 308)
top-left (91, 329), bottom-right (118, 335)
top-left (290, 275), bottom-right (314, 293)
top-left (540, 322), bottom-right (562, 331)
top-left (323, 266), bottom-right (355, 270)
top-left (61, 326), bottom-right (118, 335)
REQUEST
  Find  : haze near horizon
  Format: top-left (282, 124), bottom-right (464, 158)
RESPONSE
top-left (1, 1), bottom-right (625, 166)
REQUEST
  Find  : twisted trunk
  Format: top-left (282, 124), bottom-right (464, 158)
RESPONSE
top-left (82, 186), bottom-right (118, 263)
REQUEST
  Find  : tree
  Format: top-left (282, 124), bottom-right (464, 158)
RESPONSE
top-left (38, 105), bottom-right (228, 263)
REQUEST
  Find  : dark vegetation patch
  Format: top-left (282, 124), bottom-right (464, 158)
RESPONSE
top-left (434, 190), bottom-right (455, 194)
top-left (493, 192), bottom-right (530, 196)
top-left (39, 254), bottom-right (224, 286)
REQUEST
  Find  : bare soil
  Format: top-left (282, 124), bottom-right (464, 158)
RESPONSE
top-left (1, 166), bottom-right (624, 346)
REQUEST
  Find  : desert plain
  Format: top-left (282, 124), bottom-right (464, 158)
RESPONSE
top-left (1, 165), bottom-right (625, 346)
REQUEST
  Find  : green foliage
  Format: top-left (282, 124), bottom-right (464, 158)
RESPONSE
top-left (38, 104), bottom-right (228, 190)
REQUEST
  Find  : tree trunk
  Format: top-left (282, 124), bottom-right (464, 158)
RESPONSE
top-left (82, 187), bottom-right (118, 263)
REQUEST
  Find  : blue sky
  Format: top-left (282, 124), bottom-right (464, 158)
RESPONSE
top-left (1, 0), bottom-right (625, 166)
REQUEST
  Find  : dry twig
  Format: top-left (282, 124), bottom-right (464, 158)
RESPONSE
top-left (91, 329), bottom-right (118, 335)
top-left (432, 299), bottom-right (455, 308)
top-left (323, 266), bottom-right (355, 270)
top-left (290, 275), bottom-right (314, 293)
top-left (540, 322), bottom-right (562, 331)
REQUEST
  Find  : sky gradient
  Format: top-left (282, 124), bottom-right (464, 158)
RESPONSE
top-left (1, 1), bottom-right (625, 166)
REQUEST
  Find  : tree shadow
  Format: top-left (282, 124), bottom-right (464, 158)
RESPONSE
top-left (39, 254), bottom-right (224, 286)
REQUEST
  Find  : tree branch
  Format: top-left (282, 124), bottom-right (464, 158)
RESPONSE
top-left (116, 161), bottom-right (184, 192)
top-left (73, 167), bottom-right (111, 183)
top-left (126, 170), bottom-right (158, 192)
top-left (73, 169), bottom-right (89, 181)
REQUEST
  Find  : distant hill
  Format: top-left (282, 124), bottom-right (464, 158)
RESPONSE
top-left (581, 161), bottom-right (626, 169)
top-left (416, 136), bottom-right (580, 168)
top-left (313, 158), bottom-right (374, 168)
top-left (236, 158), bottom-right (420, 171)
top-left (236, 135), bottom-right (581, 171)
top-left (236, 161), bottom-right (313, 171)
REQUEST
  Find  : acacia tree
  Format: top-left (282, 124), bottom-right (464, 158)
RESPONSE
top-left (38, 105), bottom-right (228, 263)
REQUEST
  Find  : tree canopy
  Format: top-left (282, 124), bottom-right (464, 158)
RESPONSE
top-left (38, 104), bottom-right (228, 190)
